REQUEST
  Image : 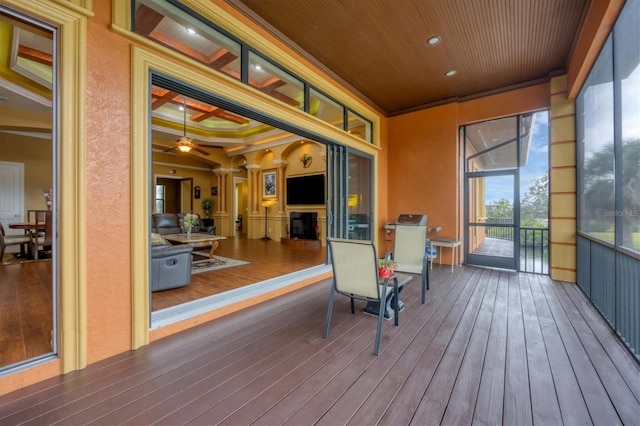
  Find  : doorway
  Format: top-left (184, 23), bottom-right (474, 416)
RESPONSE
top-left (234, 177), bottom-right (247, 236)
top-left (463, 112), bottom-right (549, 272)
top-left (0, 161), bottom-right (25, 238)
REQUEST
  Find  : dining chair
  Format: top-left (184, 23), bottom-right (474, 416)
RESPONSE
top-left (392, 224), bottom-right (429, 304)
top-left (27, 209), bottom-right (47, 225)
top-left (31, 211), bottom-right (53, 260)
top-left (323, 237), bottom-right (400, 355)
top-left (0, 223), bottom-right (32, 262)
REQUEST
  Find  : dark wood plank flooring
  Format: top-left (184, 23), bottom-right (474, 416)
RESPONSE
top-left (1, 264), bottom-right (638, 425)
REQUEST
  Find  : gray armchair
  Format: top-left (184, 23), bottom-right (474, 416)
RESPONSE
top-left (151, 235), bottom-right (193, 292)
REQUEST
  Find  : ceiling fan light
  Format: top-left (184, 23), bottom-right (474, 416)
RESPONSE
top-left (176, 136), bottom-right (193, 152)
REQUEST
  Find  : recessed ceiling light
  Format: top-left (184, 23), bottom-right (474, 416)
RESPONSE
top-left (253, 64), bottom-right (262, 71)
top-left (445, 70), bottom-right (457, 77)
top-left (427, 36), bottom-right (441, 46)
top-left (187, 28), bottom-right (196, 35)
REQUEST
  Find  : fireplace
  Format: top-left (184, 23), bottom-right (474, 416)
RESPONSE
top-left (290, 212), bottom-right (318, 240)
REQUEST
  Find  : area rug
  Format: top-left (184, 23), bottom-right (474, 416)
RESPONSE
top-left (1, 253), bottom-right (49, 265)
top-left (191, 256), bottom-right (250, 274)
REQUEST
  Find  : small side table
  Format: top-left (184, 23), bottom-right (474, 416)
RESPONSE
top-left (430, 238), bottom-right (462, 273)
top-left (363, 273), bottom-right (412, 320)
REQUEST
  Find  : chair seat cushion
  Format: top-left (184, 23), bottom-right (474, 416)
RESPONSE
top-left (5, 235), bottom-right (31, 244)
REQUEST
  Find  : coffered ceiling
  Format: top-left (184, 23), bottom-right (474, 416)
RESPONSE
top-left (228, 0), bottom-right (591, 115)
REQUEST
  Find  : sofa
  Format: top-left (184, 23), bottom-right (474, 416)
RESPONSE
top-left (152, 213), bottom-right (216, 235)
top-left (151, 233), bottom-right (193, 292)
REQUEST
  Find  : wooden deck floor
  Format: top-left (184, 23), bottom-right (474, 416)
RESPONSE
top-left (1, 265), bottom-right (638, 425)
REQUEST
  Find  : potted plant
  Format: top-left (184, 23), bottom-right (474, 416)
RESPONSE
top-left (378, 258), bottom-right (398, 278)
top-left (202, 198), bottom-right (213, 218)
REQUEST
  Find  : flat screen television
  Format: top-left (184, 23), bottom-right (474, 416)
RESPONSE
top-left (286, 174), bottom-right (325, 205)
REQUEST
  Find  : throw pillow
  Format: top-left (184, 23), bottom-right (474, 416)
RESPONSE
top-left (151, 233), bottom-right (167, 246)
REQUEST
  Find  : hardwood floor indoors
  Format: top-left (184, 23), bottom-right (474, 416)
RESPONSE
top-left (1, 263), bottom-right (638, 425)
top-left (0, 259), bottom-right (53, 367)
top-left (152, 236), bottom-right (326, 310)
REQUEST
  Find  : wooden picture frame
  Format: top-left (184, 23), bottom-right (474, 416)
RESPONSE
top-left (263, 169), bottom-right (277, 199)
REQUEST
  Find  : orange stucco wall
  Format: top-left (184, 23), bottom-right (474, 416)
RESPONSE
top-left (0, 1), bottom-right (134, 395)
top-left (386, 84), bottom-right (550, 260)
top-left (387, 103), bottom-right (460, 250)
top-left (85, 1), bottom-right (133, 363)
top-left (458, 83), bottom-right (550, 125)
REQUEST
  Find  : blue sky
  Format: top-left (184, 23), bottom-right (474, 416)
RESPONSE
top-left (484, 112), bottom-right (549, 203)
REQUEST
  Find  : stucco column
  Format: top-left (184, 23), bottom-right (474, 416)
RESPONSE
top-left (213, 172), bottom-right (224, 212)
top-left (549, 75), bottom-right (577, 283)
top-left (273, 160), bottom-right (288, 213)
top-left (246, 165), bottom-right (261, 213)
top-left (213, 168), bottom-right (233, 213)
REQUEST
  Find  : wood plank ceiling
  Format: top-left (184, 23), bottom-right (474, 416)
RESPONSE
top-left (228, 0), bottom-right (590, 115)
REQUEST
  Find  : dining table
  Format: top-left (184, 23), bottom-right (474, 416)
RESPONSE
top-left (8, 222), bottom-right (46, 233)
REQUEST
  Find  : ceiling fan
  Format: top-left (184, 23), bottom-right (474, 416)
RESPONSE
top-left (164, 99), bottom-right (211, 156)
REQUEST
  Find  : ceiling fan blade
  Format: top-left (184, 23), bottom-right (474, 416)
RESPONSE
top-left (163, 146), bottom-right (176, 152)
top-left (193, 147), bottom-right (210, 156)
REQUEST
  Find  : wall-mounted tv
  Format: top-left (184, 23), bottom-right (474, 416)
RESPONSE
top-left (286, 174), bottom-right (325, 205)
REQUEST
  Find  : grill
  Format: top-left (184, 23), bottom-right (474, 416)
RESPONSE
top-left (384, 214), bottom-right (428, 231)
top-left (396, 214), bottom-right (427, 226)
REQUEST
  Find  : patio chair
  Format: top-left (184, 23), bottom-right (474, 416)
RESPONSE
top-left (323, 238), bottom-right (400, 355)
top-left (0, 223), bottom-right (31, 262)
top-left (392, 224), bottom-right (429, 303)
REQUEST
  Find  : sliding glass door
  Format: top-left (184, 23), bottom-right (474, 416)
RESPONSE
top-left (0, 6), bottom-right (57, 372)
top-left (326, 145), bottom-right (373, 240)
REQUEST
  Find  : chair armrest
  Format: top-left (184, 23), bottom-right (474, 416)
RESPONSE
top-left (152, 244), bottom-right (193, 258)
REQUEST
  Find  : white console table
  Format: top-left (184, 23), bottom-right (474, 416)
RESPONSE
top-left (430, 237), bottom-right (462, 273)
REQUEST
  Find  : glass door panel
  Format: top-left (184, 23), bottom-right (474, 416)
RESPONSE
top-left (326, 146), bottom-right (373, 241)
top-left (347, 152), bottom-right (372, 240)
top-left (0, 6), bottom-right (57, 372)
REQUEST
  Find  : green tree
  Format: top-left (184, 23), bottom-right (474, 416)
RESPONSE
top-left (486, 198), bottom-right (513, 219)
top-left (521, 174), bottom-right (548, 227)
top-left (583, 139), bottom-right (640, 248)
